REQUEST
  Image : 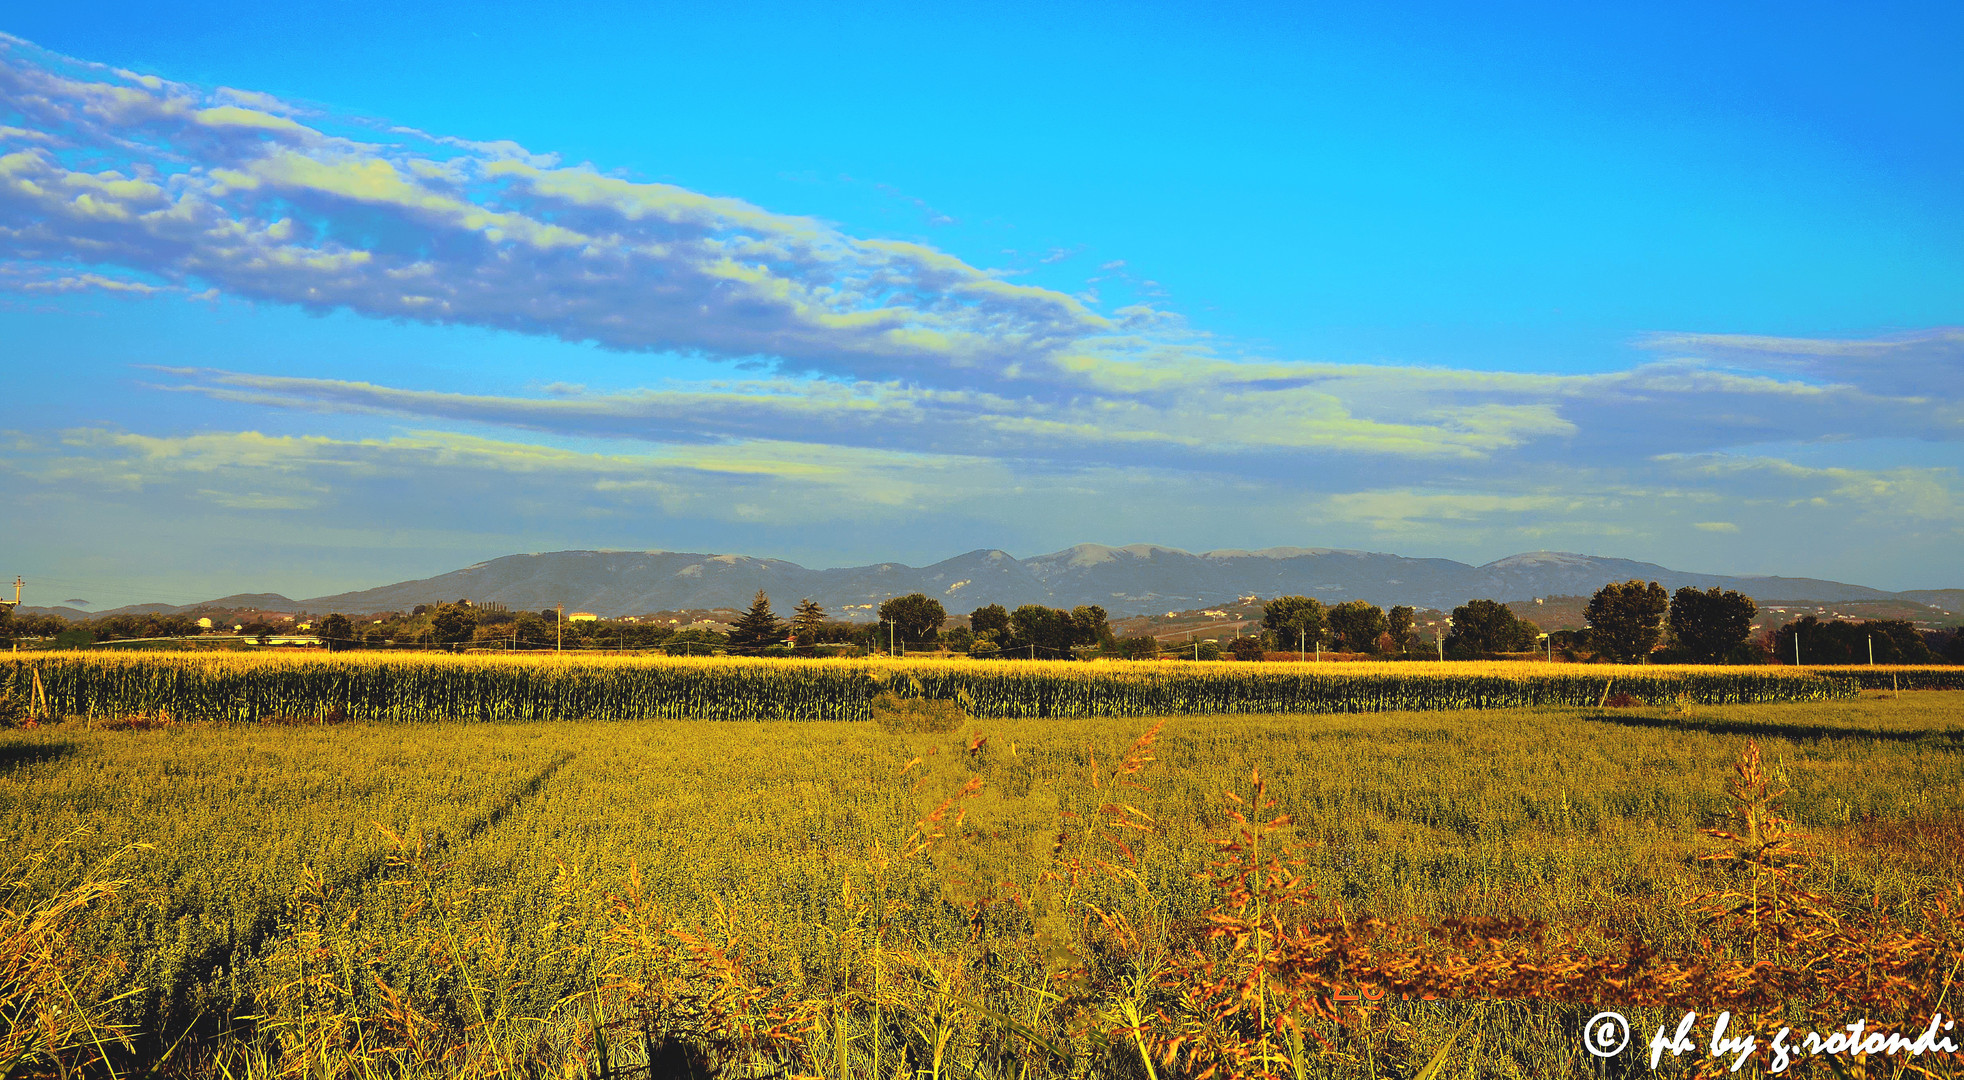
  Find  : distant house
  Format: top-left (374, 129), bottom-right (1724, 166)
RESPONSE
top-left (567, 612), bottom-right (599, 623)
top-left (197, 617), bottom-right (213, 629)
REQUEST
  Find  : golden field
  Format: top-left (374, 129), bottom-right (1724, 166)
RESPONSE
top-left (2, 688), bottom-right (1961, 1078)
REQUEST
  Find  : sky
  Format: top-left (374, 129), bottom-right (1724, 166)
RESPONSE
top-left (2, 1), bottom-right (1961, 608)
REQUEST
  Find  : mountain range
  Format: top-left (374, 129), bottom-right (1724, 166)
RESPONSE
top-left (38, 546), bottom-right (1963, 621)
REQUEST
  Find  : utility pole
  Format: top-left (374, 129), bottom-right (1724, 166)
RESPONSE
top-left (1299, 627), bottom-right (1305, 663)
top-left (9, 577), bottom-right (20, 606)
top-left (1793, 631), bottom-right (1800, 666)
top-left (556, 603), bottom-right (563, 652)
top-left (1868, 635), bottom-right (1874, 665)
top-left (1435, 627), bottom-right (1445, 662)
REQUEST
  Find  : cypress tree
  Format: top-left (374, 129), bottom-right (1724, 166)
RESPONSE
top-left (729, 590), bottom-right (785, 651)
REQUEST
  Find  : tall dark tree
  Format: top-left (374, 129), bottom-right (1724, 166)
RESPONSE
top-left (970, 604), bottom-right (1011, 641)
top-left (1586, 580), bottom-right (1670, 662)
top-left (728, 590), bottom-right (786, 651)
top-left (1388, 605), bottom-right (1416, 651)
top-left (1668, 587), bottom-right (1758, 662)
top-left (791, 598), bottom-right (827, 644)
top-left (1327, 600), bottom-right (1389, 653)
top-left (1445, 599), bottom-right (1537, 655)
top-left (1262, 596), bottom-right (1328, 653)
top-left (878, 593), bottom-right (946, 647)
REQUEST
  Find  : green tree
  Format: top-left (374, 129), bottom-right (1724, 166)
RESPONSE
top-left (1008, 604), bottom-right (1078, 659)
top-left (1388, 606), bottom-right (1416, 641)
top-left (1773, 616), bottom-right (1934, 665)
top-left (1586, 580), bottom-right (1670, 662)
top-left (728, 590), bottom-right (786, 652)
top-left (878, 593), bottom-right (946, 648)
top-left (791, 598), bottom-right (827, 645)
top-left (429, 604), bottom-right (476, 646)
top-left (1228, 636), bottom-right (1266, 662)
top-left (1070, 605), bottom-right (1114, 650)
top-left (970, 604), bottom-right (1011, 641)
top-left (1668, 587), bottom-right (1758, 662)
top-left (1445, 599), bottom-right (1537, 656)
top-left (1116, 634), bottom-right (1161, 660)
top-left (943, 625), bottom-right (976, 653)
top-left (1262, 596), bottom-right (1327, 654)
top-left (319, 613), bottom-right (353, 652)
top-left (1327, 600), bottom-right (1388, 653)
top-left (511, 612), bottom-right (552, 647)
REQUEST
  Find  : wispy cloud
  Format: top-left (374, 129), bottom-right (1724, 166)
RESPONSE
top-left (0, 33), bottom-right (1114, 388)
top-left (6, 31), bottom-right (1959, 472)
top-left (2, 426), bottom-right (1036, 523)
top-left (4, 33), bottom-right (1961, 593)
top-left (1638, 328), bottom-right (1964, 401)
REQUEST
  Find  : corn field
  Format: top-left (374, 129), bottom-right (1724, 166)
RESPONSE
top-left (2, 652), bottom-right (1859, 723)
top-left (1812, 665), bottom-right (1964, 691)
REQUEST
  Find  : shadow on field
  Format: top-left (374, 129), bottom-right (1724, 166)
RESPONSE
top-left (0, 739), bottom-right (76, 770)
top-left (1581, 711), bottom-right (1964, 745)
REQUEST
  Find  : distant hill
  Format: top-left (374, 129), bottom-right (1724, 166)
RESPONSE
top-left (281, 545), bottom-right (1948, 620)
top-left (43, 545), bottom-right (1956, 622)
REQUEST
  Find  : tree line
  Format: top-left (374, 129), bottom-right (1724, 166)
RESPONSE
top-left (5, 584), bottom-right (1958, 663)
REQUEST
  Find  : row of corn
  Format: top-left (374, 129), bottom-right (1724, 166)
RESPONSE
top-left (1812, 665), bottom-right (1964, 691)
top-left (0, 653), bottom-right (1869, 723)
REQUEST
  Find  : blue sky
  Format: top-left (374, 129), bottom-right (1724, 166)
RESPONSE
top-left (2, 2), bottom-right (1960, 608)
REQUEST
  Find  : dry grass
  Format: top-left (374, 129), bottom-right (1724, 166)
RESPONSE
top-left (0, 695), bottom-right (1959, 1077)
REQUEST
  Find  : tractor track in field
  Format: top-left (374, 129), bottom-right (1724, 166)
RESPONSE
top-left (147, 749), bottom-right (579, 1052)
top-left (1577, 710), bottom-right (1964, 745)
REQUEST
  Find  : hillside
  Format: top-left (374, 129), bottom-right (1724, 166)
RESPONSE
top-left (267, 545), bottom-right (1955, 621)
top-left (45, 545), bottom-right (1957, 623)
